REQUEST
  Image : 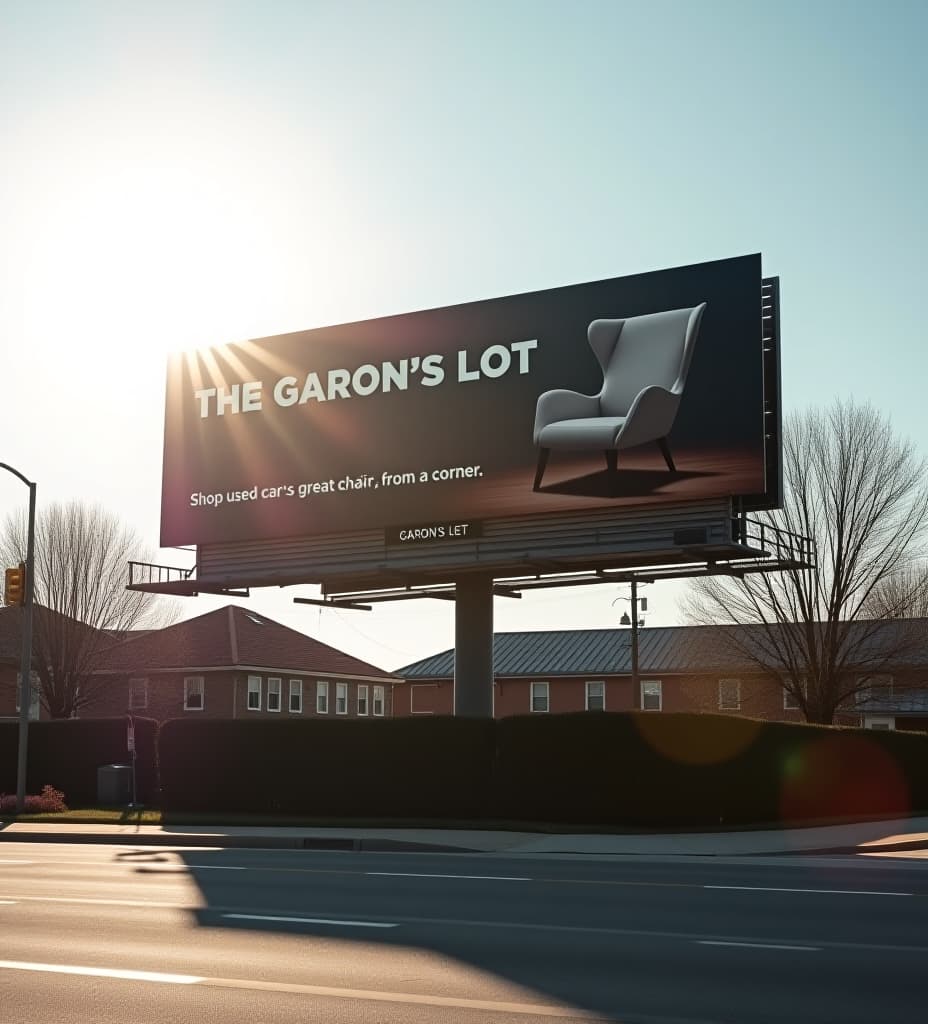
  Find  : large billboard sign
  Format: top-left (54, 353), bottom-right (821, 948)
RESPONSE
top-left (161, 254), bottom-right (769, 548)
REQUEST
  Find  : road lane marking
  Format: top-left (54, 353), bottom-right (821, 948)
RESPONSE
top-left (223, 913), bottom-right (398, 929)
top-left (0, 900), bottom-right (16, 905)
top-left (0, 960), bottom-right (201, 984)
top-left (0, 859), bottom-right (35, 864)
top-left (0, 895), bottom-right (185, 908)
top-left (367, 872), bottom-right (531, 881)
top-left (186, 865), bottom-right (247, 871)
top-left (4, 894), bottom-right (928, 955)
top-left (0, 959), bottom-right (595, 1018)
top-left (705, 885), bottom-right (912, 897)
top-left (697, 940), bottom-right (821, 952)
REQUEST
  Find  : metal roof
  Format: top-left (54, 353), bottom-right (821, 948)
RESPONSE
top-left (399, 620), bottom-right (928, 679)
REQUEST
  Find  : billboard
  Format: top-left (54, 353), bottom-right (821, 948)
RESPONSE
top-left (161, 254), bottom-right (769, 548)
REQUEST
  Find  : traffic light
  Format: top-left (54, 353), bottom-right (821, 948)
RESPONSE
top-left (4, 563), bottom-right (26, 606)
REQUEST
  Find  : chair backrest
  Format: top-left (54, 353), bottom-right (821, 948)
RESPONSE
top-left (597, 303), bottom-right (705, 417)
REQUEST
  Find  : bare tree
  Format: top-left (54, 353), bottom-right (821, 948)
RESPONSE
top-left (1, 500), bottom-right (176, 718)
top-left (685, 400), bottom-right (928, 724)
top-left (861, 562), bottom-right (928, 620)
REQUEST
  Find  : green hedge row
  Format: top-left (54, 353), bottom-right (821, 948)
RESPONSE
top-left (0, 718), bottom-right (159, 806)
top-left (157, 717), bottom-right (496, 818)
top-left (3, 713), bottom-right (927, 825)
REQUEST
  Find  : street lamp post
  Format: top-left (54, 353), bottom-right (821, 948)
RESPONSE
top-left (1, 463), bottom-right (37, 813)
top-left (614, 581), bottom-right (648, 711)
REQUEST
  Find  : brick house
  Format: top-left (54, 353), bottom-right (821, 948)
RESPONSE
top-left (397, 621), bottom-right (928, 730)
top-left (1, 606), bottom-right (50, 721)
top-left (85, 605), bottom-right (399, 722)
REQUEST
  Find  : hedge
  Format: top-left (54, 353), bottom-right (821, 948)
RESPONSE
top-left (157, 716), bottom-right (496, 817)
top-left (493, 712), bottom-right (928, 826)
top-left (0, 718), bottom-right (159, 807)
top-left (4, 713), bottom-right (927, 826)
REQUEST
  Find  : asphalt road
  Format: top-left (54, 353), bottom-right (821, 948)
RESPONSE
top-left (1, 842), bottom-right (926, 1023)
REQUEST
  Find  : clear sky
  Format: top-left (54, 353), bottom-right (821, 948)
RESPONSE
top-left (2, 1), bottom-right (926, 670)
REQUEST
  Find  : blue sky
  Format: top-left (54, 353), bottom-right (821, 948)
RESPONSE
top-left (1, 1), bottom-right (925, 667)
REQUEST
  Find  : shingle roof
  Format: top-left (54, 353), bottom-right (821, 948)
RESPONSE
top-left (399, 620), bottom-right (928, 679)
top-left (95, 605), bottom-right (397, 680)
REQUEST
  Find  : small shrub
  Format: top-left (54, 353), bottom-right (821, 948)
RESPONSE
top-left (0, 784), bottom-right (68, 813)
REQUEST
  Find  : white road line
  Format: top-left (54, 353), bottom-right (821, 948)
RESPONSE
top-left (223, 913), bottom-right (398, 929)
top-left (704, 885), bottom-right (912, 897)
top-left (0, 895), bottom-right (185, 908)
top-left (698, 940), bottom-right (821, 952)
top-left (0, 960), bottom-right (201, 984)
top-left (366, 872), bottom-right (531, 881)
top-left (0, 900), bottom-right (16, 905)
top-left (0, 959), bottom-right (591, 1018)
top-left (0, 860), bottom-right (34, 865)
top-left (186, 865), bottom-right (247, 871)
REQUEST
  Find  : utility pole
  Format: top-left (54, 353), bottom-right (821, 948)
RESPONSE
top-left (1, 463), bottom-right (37, 814)
top-left (614, 580), bottom-right (648, 711)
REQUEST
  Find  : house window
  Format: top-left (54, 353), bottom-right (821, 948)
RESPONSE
top-left (357, 685), bottom-right (369, 716)
top-left (856, 675), bottom-right (893, 706)
top-left (783, 677), bottom-right (806, 710)
top-left (247, 675), bottom-right (262, 711)
top-left (641, 680), bottom-right (662, 711)
top-left (128, 677), bottom-right (148, 710)
top-left (335, 682), bottom-right (348, 714)
top-left (184, 676), bottom-right (204, 711)
top-left (372, 685), bottom-right (385, 717)
top-left (268, 677), bottom-right (282, 712)
top-left (15, 672), bottom-right (41, 720)
top-left (316, 680), bottom-right (329, 714)
top-left (585, 680), bottom-right (605, 711)
top-left (718, 678), bottom-right (741, 711)
top-left (531, 681), bottom-right (549, 713)
top-left (289, 680), bottom-right (302, 713)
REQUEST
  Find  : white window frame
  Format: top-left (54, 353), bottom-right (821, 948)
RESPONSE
top-left (530, 681), bottom-right (549, 713)
top-left (357, 684), bottom-right (369, 716)
top-left (184, 676), bottom-right (205, 711)
top-left (718, 678), bottom-right (741, 711)
top-left (128, 677), bottom-right (149, 711)
top-left (372, 685), bottom-right (385, 717)
top-left (289, 679), bottom-right (302, 714)
top-left (641, 679), bottom-right (662, 711)
top-left (316, 680), bottom-right (329, 714)
top-left (267, 677), bottom-right (282, 713)
top-left (247, 675), bottom-right (262, 711)
top-left (585, 680), bottom-right (605, 711)
top-left (335, 681), bottom-right (348, 715)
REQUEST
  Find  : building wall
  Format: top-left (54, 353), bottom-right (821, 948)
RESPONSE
top-left (391, 670), bottom-right (910, 725)
top-left (89, 670), bottom-right (394, 723)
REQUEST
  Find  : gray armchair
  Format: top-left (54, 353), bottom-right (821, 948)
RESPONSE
top-left (533, 303), bottom-right (706, 490)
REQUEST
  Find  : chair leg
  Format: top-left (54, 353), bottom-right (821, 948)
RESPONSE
top-left (533, 448), bottom-right (550, 491)
top-left (657, 437), bottom-right (676, 472)
top-left (604, 450), bottom-right (618, 473)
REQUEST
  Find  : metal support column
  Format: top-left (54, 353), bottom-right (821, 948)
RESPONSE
top-left (629, 578), bottom-right (639, 711)
top-left (453, 574), bottom-right (494, 718)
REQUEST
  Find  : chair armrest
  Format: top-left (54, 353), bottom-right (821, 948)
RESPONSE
top-left (616, 386), bottom-right (680, 449)
top-left (533, 389), bottom-right (600, 444)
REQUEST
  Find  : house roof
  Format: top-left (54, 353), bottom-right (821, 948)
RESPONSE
top-left (94, 604), bottom-right (397, 680)
top-left (399, 619), bottom-right (928, 679)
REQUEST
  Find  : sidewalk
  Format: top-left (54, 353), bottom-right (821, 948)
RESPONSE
top-left (2, 816), bottom-right (928, 857)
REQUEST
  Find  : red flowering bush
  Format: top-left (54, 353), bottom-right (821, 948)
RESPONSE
top-left (0, 785), bottom-right (68, 813)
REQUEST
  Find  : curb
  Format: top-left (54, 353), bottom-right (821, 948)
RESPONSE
top-left (0, 830), bottom-right (481, 854)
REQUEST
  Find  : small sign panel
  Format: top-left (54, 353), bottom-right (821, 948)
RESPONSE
top-left (385, 521), bottom-right (483, 546)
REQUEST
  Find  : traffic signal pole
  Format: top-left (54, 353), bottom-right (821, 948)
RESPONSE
top-left (16, 481), bottom-right (37, 813)
top-left (1, 462), bottom-right (37, 814)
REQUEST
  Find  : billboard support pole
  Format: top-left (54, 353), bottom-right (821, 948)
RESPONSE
top-left (453, 574), bottom-right (494, 718)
